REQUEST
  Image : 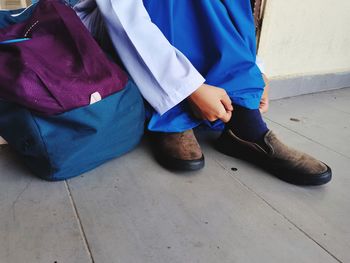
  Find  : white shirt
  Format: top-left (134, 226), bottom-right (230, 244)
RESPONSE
top-left (74, 0), bottom-right (205, 115)
top-left (74, 0), bottom-right (265, 114)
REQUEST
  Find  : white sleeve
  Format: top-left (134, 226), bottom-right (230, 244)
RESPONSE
top-left (75, 0), bottom-right (205, 115)
top-left (256, 55), bottom-right (266, 75)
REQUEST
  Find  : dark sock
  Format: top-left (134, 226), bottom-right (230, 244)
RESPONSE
top-left (228, 105), bottom-right (269, 143)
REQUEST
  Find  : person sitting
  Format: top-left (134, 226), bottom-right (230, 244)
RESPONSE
top-left (74, 0), bottom-right (332, 185)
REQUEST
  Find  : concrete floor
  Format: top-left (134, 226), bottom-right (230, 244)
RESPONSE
top-left (1, 88), bottom-right (349, 263)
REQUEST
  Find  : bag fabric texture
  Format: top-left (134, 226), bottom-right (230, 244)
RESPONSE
top-left (0, 0), bottom-right (128, 115)
top-left (0, 0), bottom-right (145, 181)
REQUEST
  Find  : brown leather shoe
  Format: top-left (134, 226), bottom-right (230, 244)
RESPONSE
top-left (150, 129), bottom-right (204, 171)
top-left (216, 129), bottom-right (332, 185)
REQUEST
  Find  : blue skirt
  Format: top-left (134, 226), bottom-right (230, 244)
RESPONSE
top-left (143, 0), bottom-right (265, 132)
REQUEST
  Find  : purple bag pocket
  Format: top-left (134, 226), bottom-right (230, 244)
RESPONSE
top-left (0, 0), bottom-right (128, 115)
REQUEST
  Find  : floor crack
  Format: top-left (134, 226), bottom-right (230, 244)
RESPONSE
top-left (12, 179), bottom-right (33, 221)
top-left (213, 158), bottom-right (343, 263)
top-left (64, 180), bottom-right (95, 263)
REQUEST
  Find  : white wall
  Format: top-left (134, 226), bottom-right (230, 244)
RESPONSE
top-left (258, 0), bottom-right (350, 79)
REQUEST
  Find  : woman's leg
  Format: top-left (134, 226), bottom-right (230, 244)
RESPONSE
top-left (143, 0), bottom-right (265, 132)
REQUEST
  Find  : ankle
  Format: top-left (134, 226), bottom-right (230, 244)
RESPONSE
top-left (227, 105), bottom-right (268, 143)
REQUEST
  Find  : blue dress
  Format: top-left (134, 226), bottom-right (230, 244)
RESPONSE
top-left (143, 0), bottom-right (265, 132)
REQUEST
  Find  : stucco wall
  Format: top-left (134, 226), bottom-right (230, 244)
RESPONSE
top-left (258, 0), bottom-right (350, 79)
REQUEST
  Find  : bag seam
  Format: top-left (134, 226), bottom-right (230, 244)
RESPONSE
top-left (30, 111), bottom-right (54, 177)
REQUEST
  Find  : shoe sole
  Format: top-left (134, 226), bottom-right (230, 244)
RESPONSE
top-left (155, 154), bottom-right (205, 172)
top-left (267, 163), bottom-right (332, 186)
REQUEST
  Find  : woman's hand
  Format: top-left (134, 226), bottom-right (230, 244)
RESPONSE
top-left (259, 74), bottom-right (270, 114)
top-left (188, 84), bottom-right (233, 123)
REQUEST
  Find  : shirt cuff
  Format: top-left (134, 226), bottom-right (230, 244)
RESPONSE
top-left (154, 74), bottom-right (205, 115)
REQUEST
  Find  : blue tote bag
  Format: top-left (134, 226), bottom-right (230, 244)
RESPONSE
top-left (0, 81), bottom-right (145, 181)
top-left (0, 1), bottom-right (145, 181)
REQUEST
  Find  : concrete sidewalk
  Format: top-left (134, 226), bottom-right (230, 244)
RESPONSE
top-left (1, 88), bottom-right (349, 263)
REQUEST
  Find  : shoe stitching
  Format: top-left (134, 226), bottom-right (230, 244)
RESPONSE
top-left (263, 130), bottom-right (275, 156)
top-left (227, 129), bottom-right (268, 154)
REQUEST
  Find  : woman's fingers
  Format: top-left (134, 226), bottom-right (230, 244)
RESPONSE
top-left (259, 74), bottom-right (270, 114)
top-left (220, 93), bottom-right (233, 112)
top-left (188, 84), bottom-right (233, 123)
top-left (219, 109), bottom-right (232, 123)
